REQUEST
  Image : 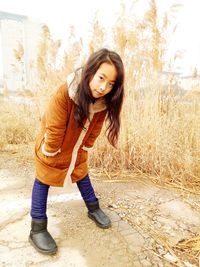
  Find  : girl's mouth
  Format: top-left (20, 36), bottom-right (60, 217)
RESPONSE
top-left (95, 90), bottom-right (103, 96)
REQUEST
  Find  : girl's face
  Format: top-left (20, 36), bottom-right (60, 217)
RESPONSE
top-left (89, 62), bottom-right (117, 99)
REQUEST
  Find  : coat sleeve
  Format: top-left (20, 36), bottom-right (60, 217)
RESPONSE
top-left (42, 83), bottom-right (69, 156)
top-left (82, 111), bottom-right (107, 151)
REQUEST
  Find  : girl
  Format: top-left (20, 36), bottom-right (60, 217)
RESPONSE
top-left (29, 48), bottom-right (125, 254)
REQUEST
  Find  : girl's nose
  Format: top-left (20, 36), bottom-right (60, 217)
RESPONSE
top-left (100, 83), bottom-right (106, 91)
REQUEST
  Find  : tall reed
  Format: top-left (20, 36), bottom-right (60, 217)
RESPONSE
top-left (1, 1), bottom-right (199, 190)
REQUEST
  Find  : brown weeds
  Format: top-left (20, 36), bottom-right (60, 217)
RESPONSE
top-left (1, 2), bottom-right (199, 192)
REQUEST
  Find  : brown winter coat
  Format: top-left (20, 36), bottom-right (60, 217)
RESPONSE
top-left (35, 73), bottom-right (107, 186)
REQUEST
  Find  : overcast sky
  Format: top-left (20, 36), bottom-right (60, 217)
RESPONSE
top-left (1, 0), bottom-right (200, 75)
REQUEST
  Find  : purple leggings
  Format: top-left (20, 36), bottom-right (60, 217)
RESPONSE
top-left (31, 175), bottom-right (96, 219)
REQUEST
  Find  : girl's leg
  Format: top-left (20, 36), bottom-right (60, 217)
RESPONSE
top-left (29, 178), bottom-right (57, 254)
top-left (31, 178), bottom-right (49, 219)
top-left (76, 174), bottom-right (111, 228)
top-left (76, 174), bottom-right (97, 203)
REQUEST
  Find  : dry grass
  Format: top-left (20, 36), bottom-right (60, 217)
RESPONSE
top-left (92, 80), bottom-right (200, 187)
top-left (174, 235), bottom-right (200, 266)
top-left (1, 0), bottom-right (199, 190)
top-left (0, 99), bottom-right (38, 149)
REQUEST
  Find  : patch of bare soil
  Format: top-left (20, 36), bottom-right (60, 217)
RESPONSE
top-left (0, 144), bottom-right (200, 266)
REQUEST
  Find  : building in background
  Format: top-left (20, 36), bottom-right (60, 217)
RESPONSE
top-left (0, 11), bottom-right (41, 95)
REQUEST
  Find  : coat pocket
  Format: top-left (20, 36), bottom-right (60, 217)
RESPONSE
top-left (82, 146), bottom-right (93, 152)
top-left (35, 135), bottom-right (69, 169)
top-left (76, 149), bottom-right (88, 166)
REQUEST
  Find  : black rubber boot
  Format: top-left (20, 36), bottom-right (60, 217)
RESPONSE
top-left (85, 199), bottom-right (111, 229)
top-left (29, 219), bottom-right (57, 255)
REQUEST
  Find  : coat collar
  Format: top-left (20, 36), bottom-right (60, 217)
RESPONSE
top-left (67, 70), bottom-right (107, 114)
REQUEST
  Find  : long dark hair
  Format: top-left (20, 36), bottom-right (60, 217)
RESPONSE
top-left (74, 48), bottom-right (125, 147)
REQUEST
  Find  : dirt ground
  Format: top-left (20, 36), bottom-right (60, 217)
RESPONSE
top-left (0, 144), bottom-right (200, 267)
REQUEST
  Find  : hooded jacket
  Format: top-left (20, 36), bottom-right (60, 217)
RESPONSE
top-left (34, 72), bottom-right (107, 186)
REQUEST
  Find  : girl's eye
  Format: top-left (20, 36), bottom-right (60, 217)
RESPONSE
top-left (109, 83), bottom-right (114, 88)
top-left (99, 76), bottom-right (104, 80)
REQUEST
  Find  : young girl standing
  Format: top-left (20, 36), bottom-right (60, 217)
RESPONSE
top-left (29, 48), bottom-right (125, 254)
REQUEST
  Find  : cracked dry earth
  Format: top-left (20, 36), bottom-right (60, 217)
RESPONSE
top-left (0, 145), bottom-right (200, 267)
